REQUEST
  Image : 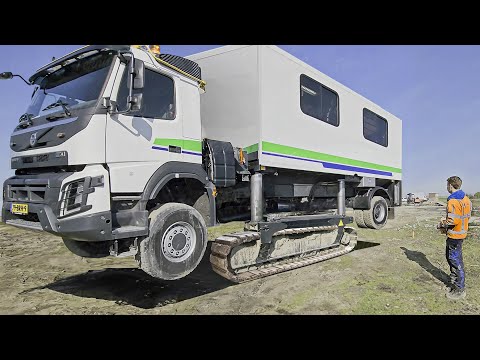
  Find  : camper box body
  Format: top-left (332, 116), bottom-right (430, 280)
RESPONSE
top-left (188, 45), bottom-right (402, 181)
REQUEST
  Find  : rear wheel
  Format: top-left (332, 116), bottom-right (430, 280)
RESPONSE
top-left (193, 193), bottom-right (211, 226)
top-left (138, 203), bottom-right (208, 280)
top-left (354, 209), bottom-right (368, 228)
top-left (363, 196), bottom-right (388, 229)
top-left (62, 238), bottom-right (111, 258)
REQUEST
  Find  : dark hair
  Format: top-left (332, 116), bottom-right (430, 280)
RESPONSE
top-left (447, 176), bottom-right (462, 190)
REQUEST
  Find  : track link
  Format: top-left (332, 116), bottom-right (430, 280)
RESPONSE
top-left (210, 226), bottom-right (357, 283)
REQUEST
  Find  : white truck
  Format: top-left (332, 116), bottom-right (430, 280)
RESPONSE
top-left (1, 45), bottom-right (402, 283)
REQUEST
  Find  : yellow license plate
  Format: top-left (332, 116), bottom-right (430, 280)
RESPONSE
top-left (11, 203), bottom-right (29, 215)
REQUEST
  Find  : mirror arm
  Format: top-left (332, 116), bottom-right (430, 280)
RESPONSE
top-left (1, 72), bottom-right (31, 85)
top-left (13, 75), bottom-right (32, 86)
top-left (110, 103), bottom-right (132, 115)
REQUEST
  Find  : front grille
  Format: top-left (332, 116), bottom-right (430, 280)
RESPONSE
top-left (9, 184), bottom-right (47, 203)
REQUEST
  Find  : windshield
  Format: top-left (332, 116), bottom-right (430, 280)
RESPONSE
top-left (25, 51), bottom-right (115, 118)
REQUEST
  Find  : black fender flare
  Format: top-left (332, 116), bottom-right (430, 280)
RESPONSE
top-left (141, 162), bottom-right (216, 226)
top-left (353, 186), bottom-right (392, 210)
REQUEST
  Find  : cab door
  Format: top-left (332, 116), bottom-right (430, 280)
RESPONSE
top-left (105, 62), bottom-right (183, 194)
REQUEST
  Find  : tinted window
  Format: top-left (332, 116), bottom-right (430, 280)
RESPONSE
top-left (300, 74), bottom-right (339, 126)
top-left (118, 67), bottom-right (175, 119)
top-left (363, 108), bottom-right (388, 147)
top-left (26, 52), bottom-right (115, 117)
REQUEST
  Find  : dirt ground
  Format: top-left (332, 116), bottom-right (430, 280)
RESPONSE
top-left (1, 203), bottom-right (480, 315)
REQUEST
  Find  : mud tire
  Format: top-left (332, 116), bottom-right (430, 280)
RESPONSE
top-left (363, 196), bottom-right (388, 229)
top-left (354, 209), bottom-right (368, 228)
top-left (138, 203), bottom-right (208, 280)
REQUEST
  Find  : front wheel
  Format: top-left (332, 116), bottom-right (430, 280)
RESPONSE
top-left (137, 203), bottom-right (208, 280)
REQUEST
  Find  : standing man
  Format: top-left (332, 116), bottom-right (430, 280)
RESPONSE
top-left (437, 176), bottom-right (472, 300)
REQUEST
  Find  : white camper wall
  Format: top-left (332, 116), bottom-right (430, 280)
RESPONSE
top-left (188, 45), bottom-right (402, 181)
top-left (187, 46), bottom-right (261, 150)
top-left (259, 46), bottom-right (402, 181)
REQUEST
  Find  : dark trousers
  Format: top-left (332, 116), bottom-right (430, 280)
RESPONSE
top-left (446, 238), bottom-right (465, 290)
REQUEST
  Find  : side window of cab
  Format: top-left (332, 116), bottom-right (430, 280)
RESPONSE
top-left (117, 67), bottom-right (176, 119)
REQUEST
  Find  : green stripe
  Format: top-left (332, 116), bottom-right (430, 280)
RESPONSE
top-left (244, 143), bottom-right (259, 154)
top-left (262, 141), bottom-right (402, 173)
top-left (153, 138), bottom-right (202, 152)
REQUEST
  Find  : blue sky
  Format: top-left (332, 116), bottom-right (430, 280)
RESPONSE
top-left (0, 45), bottom-right (479, 196)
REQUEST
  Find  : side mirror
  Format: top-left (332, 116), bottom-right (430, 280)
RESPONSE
top-left (133, 60), bottom-right (144, 89)
top-left (127, 59), bottom-right (145, 90)
top-left (0, 72), bottom-right (13, 80)
top-left (112, 51), bottom-right (143, 116)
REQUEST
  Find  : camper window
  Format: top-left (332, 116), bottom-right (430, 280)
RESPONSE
top-left (300, 74), bottom-right (339, 127)
top-left (363, 108), bottom-right (388, 147)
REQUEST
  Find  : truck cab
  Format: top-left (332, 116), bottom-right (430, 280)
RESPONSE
top-left (2, 45), bottom-right (216, 279)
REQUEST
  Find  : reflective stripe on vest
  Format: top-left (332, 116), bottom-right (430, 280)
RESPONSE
top-left (448, 213), bottom-right (471, 219)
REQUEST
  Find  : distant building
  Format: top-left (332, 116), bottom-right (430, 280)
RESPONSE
top-left (429, 193), bottom-right (439, 202)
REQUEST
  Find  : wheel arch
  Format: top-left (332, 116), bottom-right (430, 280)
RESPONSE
top-left (141, 162), bottom-right (216, 226)
top-left (353, 186), bottom-right (393, 210)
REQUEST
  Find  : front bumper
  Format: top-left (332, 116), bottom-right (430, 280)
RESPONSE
top-left (2, 202), bottom-right (113, 241)
top-left (2, 165), bottom-right (112, 241)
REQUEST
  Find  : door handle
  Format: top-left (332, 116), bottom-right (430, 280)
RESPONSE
top-left (169, 145), bottom-right (182, 154)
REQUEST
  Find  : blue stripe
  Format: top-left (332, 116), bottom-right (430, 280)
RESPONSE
top-left (182, 150), bottom-right (202, 157)
top-left (322, 162), bottom-right (392, 176)
top-left (262, 151), bottom-right (393, 177)
top-left (152, 147), bottom-right (202, 157)
top-left (152, 146), bottom-right (168, 152)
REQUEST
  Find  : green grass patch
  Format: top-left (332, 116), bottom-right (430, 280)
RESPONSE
top-left (207, 222), bottom-right (244, 241)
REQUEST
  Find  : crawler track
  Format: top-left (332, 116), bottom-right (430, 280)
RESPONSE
top-left (210, 225), bottom-right (357, 283)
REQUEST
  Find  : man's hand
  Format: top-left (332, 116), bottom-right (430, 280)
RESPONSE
top-left (437, 219), bottom-right (448, 234)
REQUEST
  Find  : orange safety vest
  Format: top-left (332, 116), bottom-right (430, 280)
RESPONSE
top-left (446, 195), bottom-right (472, 239)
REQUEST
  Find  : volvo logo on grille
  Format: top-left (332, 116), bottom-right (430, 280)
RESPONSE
top-left (30, 132), bottom-right (38, 147)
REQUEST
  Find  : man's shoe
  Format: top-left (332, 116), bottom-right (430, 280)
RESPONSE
top-left (443, 282), bottom-right (453, 292)
top-left (446, 288), bottom-right (466, 300)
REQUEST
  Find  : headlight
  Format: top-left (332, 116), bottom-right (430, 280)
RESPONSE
top-left (59, 178), bottom-right (87, 217)
top-left (58, 176), bottom-right (103, 218)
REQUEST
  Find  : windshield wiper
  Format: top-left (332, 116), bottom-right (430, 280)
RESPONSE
top-left (42, 99), bottom-right (71, 117)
